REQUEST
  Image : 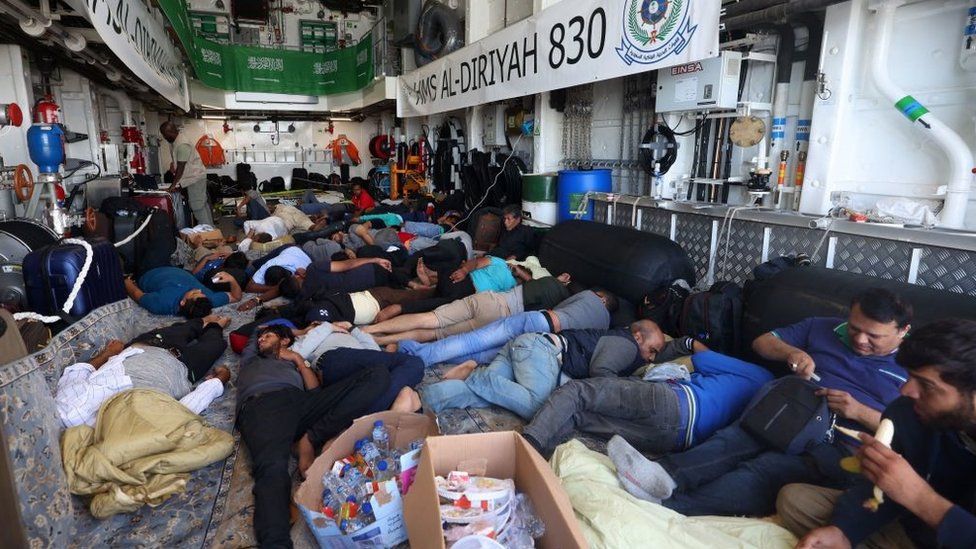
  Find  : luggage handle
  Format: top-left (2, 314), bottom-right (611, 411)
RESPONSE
top-left (114, 207), bottom-right (158, 248)
top-left (15, 238), bottom-right (94, 324)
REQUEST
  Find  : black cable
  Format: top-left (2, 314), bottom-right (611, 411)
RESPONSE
top-left (639, 123), bottom-right (678, 175)
top-left (661, 114), bottom-right (707, 136)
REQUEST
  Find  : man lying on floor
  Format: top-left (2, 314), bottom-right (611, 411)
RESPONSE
top-left (191, 250), bottom-right (250, 293)
top-left (607, 288), bottom-right (912, 517)
top-left (56, 315), bottom-right (232, 428)
top-left (778, 319), bottom-right (976, 549)
top-left (371, 255), bottom-right (520, 320)
top-left (126, 266), bottom-right (243, 317)
top-left (236, 325), bottom-right (392, 548)
top-left (522, 337), bottom-right (774, 459)
top-left (239, 244), bottom-right (392, 307)
top-left (394, 288), bottom-right (617, 367)
top-left (421, 320), bottom-right (665, 421)
top-left (363, 267), bottom-right (570, 346)
top-left (244, 255), bottom-right (395, 309)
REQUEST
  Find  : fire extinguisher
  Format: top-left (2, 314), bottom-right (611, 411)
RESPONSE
top-left (413, 137), bottom-right (427, 173)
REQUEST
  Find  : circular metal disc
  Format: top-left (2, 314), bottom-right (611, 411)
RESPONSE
top-left (729, 116), bottom-right (766, 147)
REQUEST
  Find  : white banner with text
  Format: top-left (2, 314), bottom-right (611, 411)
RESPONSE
top-left (67, 0), bottom-right (190, 111)
top-left (397, 0), bottom-right (720, 117)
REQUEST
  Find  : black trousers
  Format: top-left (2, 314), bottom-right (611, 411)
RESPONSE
top-left (317, 348), bottom-right (423, 414)
top-left (129, 319), bottom-right (227, 382)
top-left (237, 366), bottom-right (390, 549)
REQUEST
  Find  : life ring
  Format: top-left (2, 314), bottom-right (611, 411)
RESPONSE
top-left (414, 1), bottom-right (463, 67)
top-left (13, 164), bottom-right (33, 202)
top-left (368, 134), bottom-right (395, 160)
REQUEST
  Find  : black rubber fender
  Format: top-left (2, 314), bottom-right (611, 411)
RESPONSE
top-left (538, 220), bottom-right (696, 306)
top-left (414, 1), bottom-right (463, 66)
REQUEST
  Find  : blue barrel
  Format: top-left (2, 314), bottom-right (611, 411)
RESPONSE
top-left (557, 169), bottom-right (612, 222)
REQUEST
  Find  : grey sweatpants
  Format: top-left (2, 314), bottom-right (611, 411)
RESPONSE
top-left (522, 377), bottom-right (683, 456)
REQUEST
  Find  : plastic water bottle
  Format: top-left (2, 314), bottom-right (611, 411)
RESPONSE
top-left (360, 501), bottom-right (376, 526)
top-left (340, 465), bottom-right (369, 499)
top-left (322, 474), bottom-right (352, 516)
top-left (374, 459), bottom-right (392, 482)
top-left (359, 438), bottom-right (382, 467)
top-left (372, 420), bottom-right (390, 456)
top-left (407, 438), bottom-right (425, 452)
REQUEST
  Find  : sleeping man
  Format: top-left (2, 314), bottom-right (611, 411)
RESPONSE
top-left (521, 337), bottom-right (774, 459)
top-left (393, 289), bottom-right (616, 367)
top-left (56, 316), bottom-right (232, 428)
top-left (420, 320), bottom-right (665, 421)
top-left (363, 268), bottom-right (569, 346)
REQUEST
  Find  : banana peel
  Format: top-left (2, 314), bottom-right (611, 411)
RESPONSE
top-left (833, 420), bottom-right (895, 511)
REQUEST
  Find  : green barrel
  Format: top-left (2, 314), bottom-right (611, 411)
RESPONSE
top-left (522, 173), bottom-right (558, 202)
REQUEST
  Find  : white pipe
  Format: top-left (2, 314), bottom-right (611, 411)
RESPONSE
top-left (103, 88), bottom-right (134, 126)
top-left (871, 0), bottom-right (975, 228)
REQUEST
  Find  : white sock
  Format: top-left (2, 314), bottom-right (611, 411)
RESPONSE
top-left (179, 378), bottom-right (225, 415)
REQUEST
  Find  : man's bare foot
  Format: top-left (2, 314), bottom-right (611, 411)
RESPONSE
top-left (443, 360), bottom-right (477, 381)
top-left (296, 435), bottom-right (316, 478)
top-left (205, 365), bottom-right (232, 385)
top-left (389, 386), bottom-right (422, 413)
top-left (384, 343), bottom-right (398, 353)
top-left (203, 315), bottom-right (231, 329)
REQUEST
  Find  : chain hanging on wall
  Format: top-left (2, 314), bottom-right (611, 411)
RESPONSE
top-left (562, 83), bottom-right (593, 162)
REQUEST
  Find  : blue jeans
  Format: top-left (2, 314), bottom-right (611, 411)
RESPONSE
top-left (247, 199), bottom-right (270, 220)
top-left (422, 333), bottom-right (562, 420)
top-left (402, 221), bottom-right (443, 239)
top-left (659, 423), bottom-right (852, 516)
top-left (399, 311), bottom-right (550, 367)
top-left (407, 235), bottom-right (438, 255)
top-left (300, 189), bottom-right (349, 217)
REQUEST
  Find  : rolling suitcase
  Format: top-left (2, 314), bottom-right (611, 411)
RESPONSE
top-left (133, 190), bottom-right (188, 231)
top-left (24, 239), bottom-right (126, 320)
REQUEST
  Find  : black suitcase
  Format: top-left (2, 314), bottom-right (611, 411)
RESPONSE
top-left (24, 239), bottom-right (126, 320)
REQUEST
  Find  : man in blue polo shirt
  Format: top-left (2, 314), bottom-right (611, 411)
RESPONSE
top-left (609, 288), bottom-right (912, 517)
top-left (125, 266), bottom-right (242, 317)
top-left (521, 338), bottom-right (774, 459)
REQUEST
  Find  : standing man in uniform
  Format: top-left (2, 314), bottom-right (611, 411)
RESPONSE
top-left (161, 121), bottom-right (214, 226)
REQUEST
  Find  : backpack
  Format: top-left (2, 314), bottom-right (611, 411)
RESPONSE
top-left (740, 376), bottom-right (835, 455)
top-left (677, 281), bottom-right (743, 355)
top-left (752, 253), bottom-right (812, 281)
top-left (639, 279), bottom-right (691, 336)
top-left (259, 176), bottom-right (286, 193)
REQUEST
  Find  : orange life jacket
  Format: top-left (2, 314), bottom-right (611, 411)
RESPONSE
top-left (195, 135), bottom-right (226, 167)
top-left (330, 134), bottom-right (361, 166)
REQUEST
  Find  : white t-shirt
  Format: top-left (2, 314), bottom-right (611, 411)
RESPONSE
top-left (251, 246), bottom-right (312, 285)
top-left (168, 139), bottom-right (206, 187)
top-left (243, 216), bottom-right (289, 239)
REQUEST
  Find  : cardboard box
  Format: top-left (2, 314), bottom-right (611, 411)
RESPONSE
top-left (294, 412), bottom-right (439, 548)
top-left (404, 431), bottom-right (587, 549)
top-left (185, 229), bottom-right (224, 248)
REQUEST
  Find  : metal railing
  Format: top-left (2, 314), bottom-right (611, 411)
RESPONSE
top-left (224, 148), bottom-right (333, 165)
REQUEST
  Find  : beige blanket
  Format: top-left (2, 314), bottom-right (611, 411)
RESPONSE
top-left (61, 389), bottom-right (233, 518)
top-left (551, 439), bottom-right (797, 548)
